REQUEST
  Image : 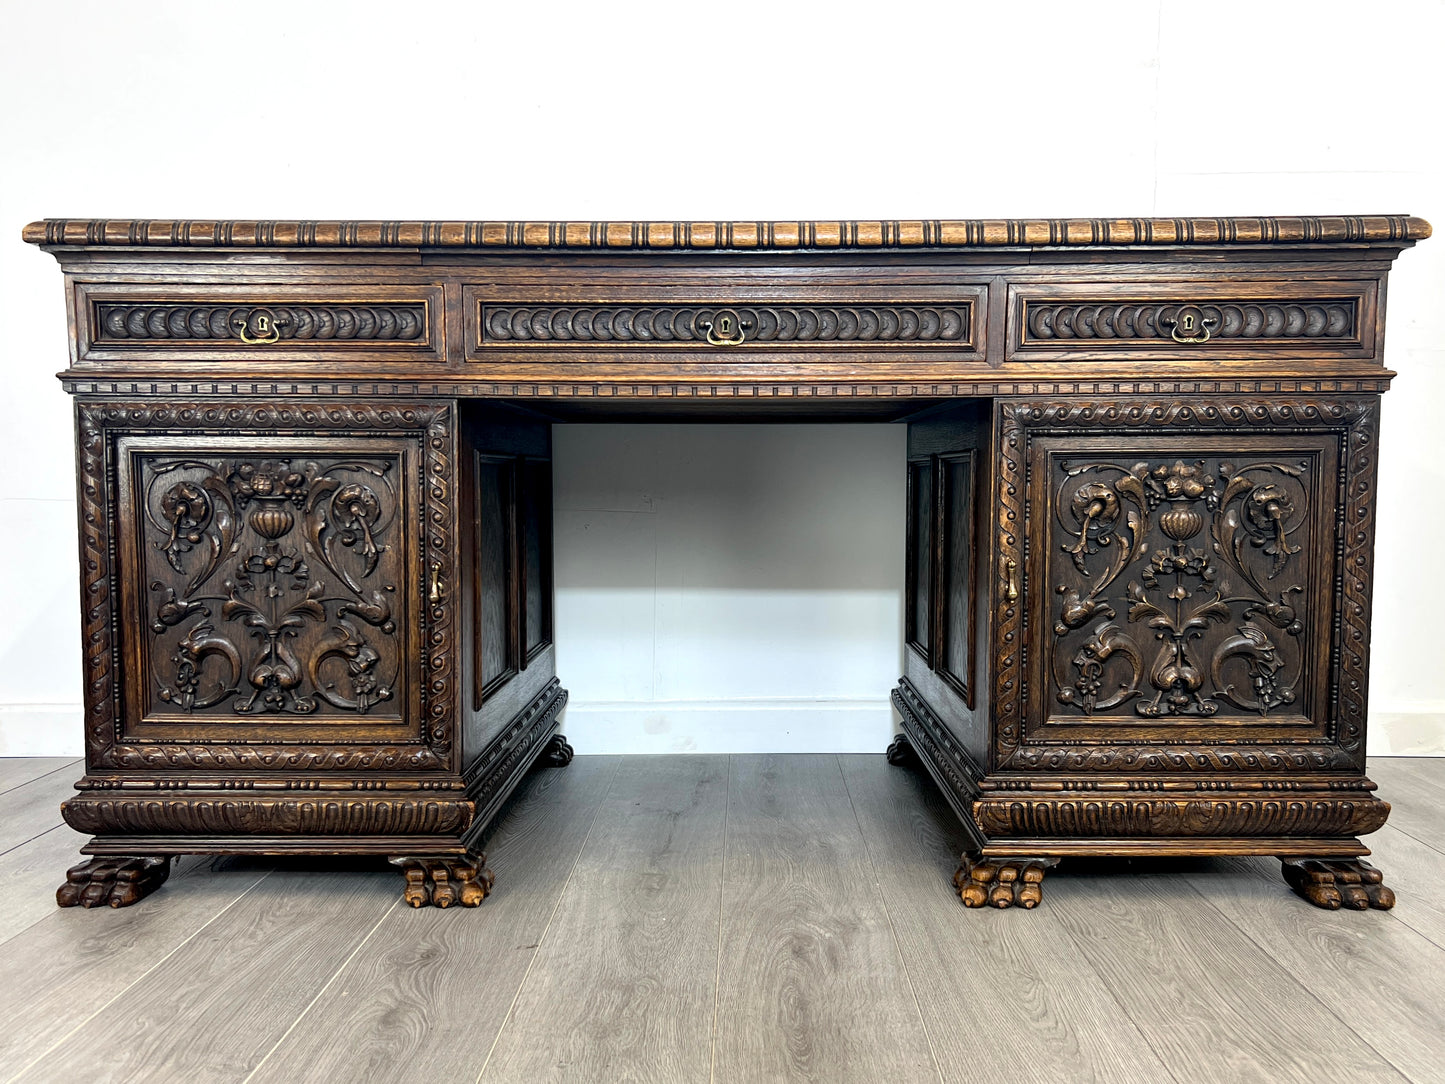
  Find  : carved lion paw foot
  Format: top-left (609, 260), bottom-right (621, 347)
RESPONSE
top-left (885, 734), bottom-right (914, 766)
top-left (56, 856), bottom-right (171, 908)
top-left (389, 856), bottom-right (493, 908)
top-left (541, 733), bottom-right (575, 767)
top-left (1281, 858), bottom-right (1395, 910)
top-left (954, 855), bottom-right (1058, 909)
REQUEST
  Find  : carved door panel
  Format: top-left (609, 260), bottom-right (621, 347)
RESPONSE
top-left (115, 435), bottom-right (422, 744)
top-left (993, 399), bottom-right (1377, 774)
top-left (77, 402), bottom-right (458, 772)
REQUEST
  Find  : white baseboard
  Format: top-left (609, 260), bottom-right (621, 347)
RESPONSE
top-left (1368, 707), bottom-right (1445, 756)
top-left (3, 699), bottom-right (1437, 758)
top-left (558, 697), bottom-right (900, 755)
top-left (0, 704), bottom-right (85, 756)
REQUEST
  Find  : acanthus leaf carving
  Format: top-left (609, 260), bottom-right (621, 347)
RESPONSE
top-left (145, 454), bottom-right (402, 719)
top-left (1052, 456), bottom-right (1308, 719)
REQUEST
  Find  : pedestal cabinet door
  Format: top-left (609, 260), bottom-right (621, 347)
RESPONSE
top-left (994, 399), bottom-right (1377, 774)
top-left (74, 402), bottom-right (458, 772)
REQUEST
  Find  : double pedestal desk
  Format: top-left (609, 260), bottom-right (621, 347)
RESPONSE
top-left (24, 215), bottom-right (1430, 912)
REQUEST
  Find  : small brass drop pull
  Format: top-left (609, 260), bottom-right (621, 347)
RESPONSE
top-left (1164, 304), bottom-right (1216, 344)
top-left (429, 562), bottom-right (443, 603)
top-left (234, 307), bottom-right (282, 345)
top-left (696, 308), bottom-right (749, 347)
top-left (1005, 559), bottom-right (1019, 601)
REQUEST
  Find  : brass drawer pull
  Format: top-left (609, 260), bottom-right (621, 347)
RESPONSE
top-left (1005, 559), bottom-right (1019, 601)
top-left (1161, 305), bottom-right (1219, 344)
top-left (232, 307), bottom-right (284, 345)
top-left (695, 309), bottom-right (749, 347)
top-left (429, 562), bottom-right (443, 603)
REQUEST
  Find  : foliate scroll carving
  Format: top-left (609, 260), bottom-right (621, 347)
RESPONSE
top-left (479, 304), bottom-right (971, 345)
top-left (991, 398), bottom-right (1378, 773)
top-left (95, 303), bottom-right (427, 343)
top-left (142, 455), bottom-right (402, 719)
top-left (1051, 457), bottom-right (1311, 720)
top-left (1025, 300), bottom-right (1357, 342)
top-left (77, 402), bottom-right (456, 772)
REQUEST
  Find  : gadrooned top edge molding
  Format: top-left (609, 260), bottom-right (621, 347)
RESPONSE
top-left (21, 215), bottom-right (1433, 251)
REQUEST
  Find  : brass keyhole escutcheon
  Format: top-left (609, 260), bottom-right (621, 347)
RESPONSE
top-left (235, 307), bottom-right (282, 345)
top-left (1166, 304), bottom-right (1216, 344)
top-left (696, 308), bottom-right (749, 347)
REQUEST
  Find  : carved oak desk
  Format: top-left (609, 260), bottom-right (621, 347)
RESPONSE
top-left (24, 215), bottom-right (1430, 912)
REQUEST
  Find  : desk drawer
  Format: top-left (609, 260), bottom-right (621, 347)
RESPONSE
top-left (465, 286), bottom-right (986, 365)
top-left (76, 283), bottom-right (445, 365)
top-left (1007, 280), bottom-right (1379, 362)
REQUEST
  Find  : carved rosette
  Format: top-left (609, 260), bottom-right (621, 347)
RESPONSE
top-left (992, 398), bottom-right (1378, 773)
top-left (76, 402), bottom-right (456, 772)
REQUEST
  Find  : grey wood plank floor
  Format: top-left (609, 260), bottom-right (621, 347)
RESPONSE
top-left (0, 754), bottom-right (1442, 1084)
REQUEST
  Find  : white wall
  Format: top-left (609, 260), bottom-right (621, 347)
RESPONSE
top-left (1, 0), bottom-right (1441, 755)
top-left (554, 425), bottom-right (905, 753)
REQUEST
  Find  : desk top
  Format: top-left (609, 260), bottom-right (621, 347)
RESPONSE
top-left (22, 215), bottom-right (1432, 251)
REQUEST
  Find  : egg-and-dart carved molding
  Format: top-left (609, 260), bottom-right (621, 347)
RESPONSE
top-left (24, 215), bottom-right (1431, 250)
top-left (479, 303), bottom-right (970, 346)
top-left (1023, 299), bottom-right (1357, 342)
top-left (991, 397), bottom-right (1377, 773)
top-left (94, 302), bottom-right (428, 344)
top-left (75, 401), bottom-right (457, 772)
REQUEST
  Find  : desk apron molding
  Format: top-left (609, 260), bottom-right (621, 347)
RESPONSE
top-left (25, 215), bottom-right (1429, 912)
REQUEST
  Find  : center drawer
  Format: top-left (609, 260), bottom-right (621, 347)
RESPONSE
top-left (463, 285), bottom-right (987, 371)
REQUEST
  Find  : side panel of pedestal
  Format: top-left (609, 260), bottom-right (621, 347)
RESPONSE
top-left (458, 403), bottom-right (567, 845)
top-left (898, 403), bottom-right (992, 847)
